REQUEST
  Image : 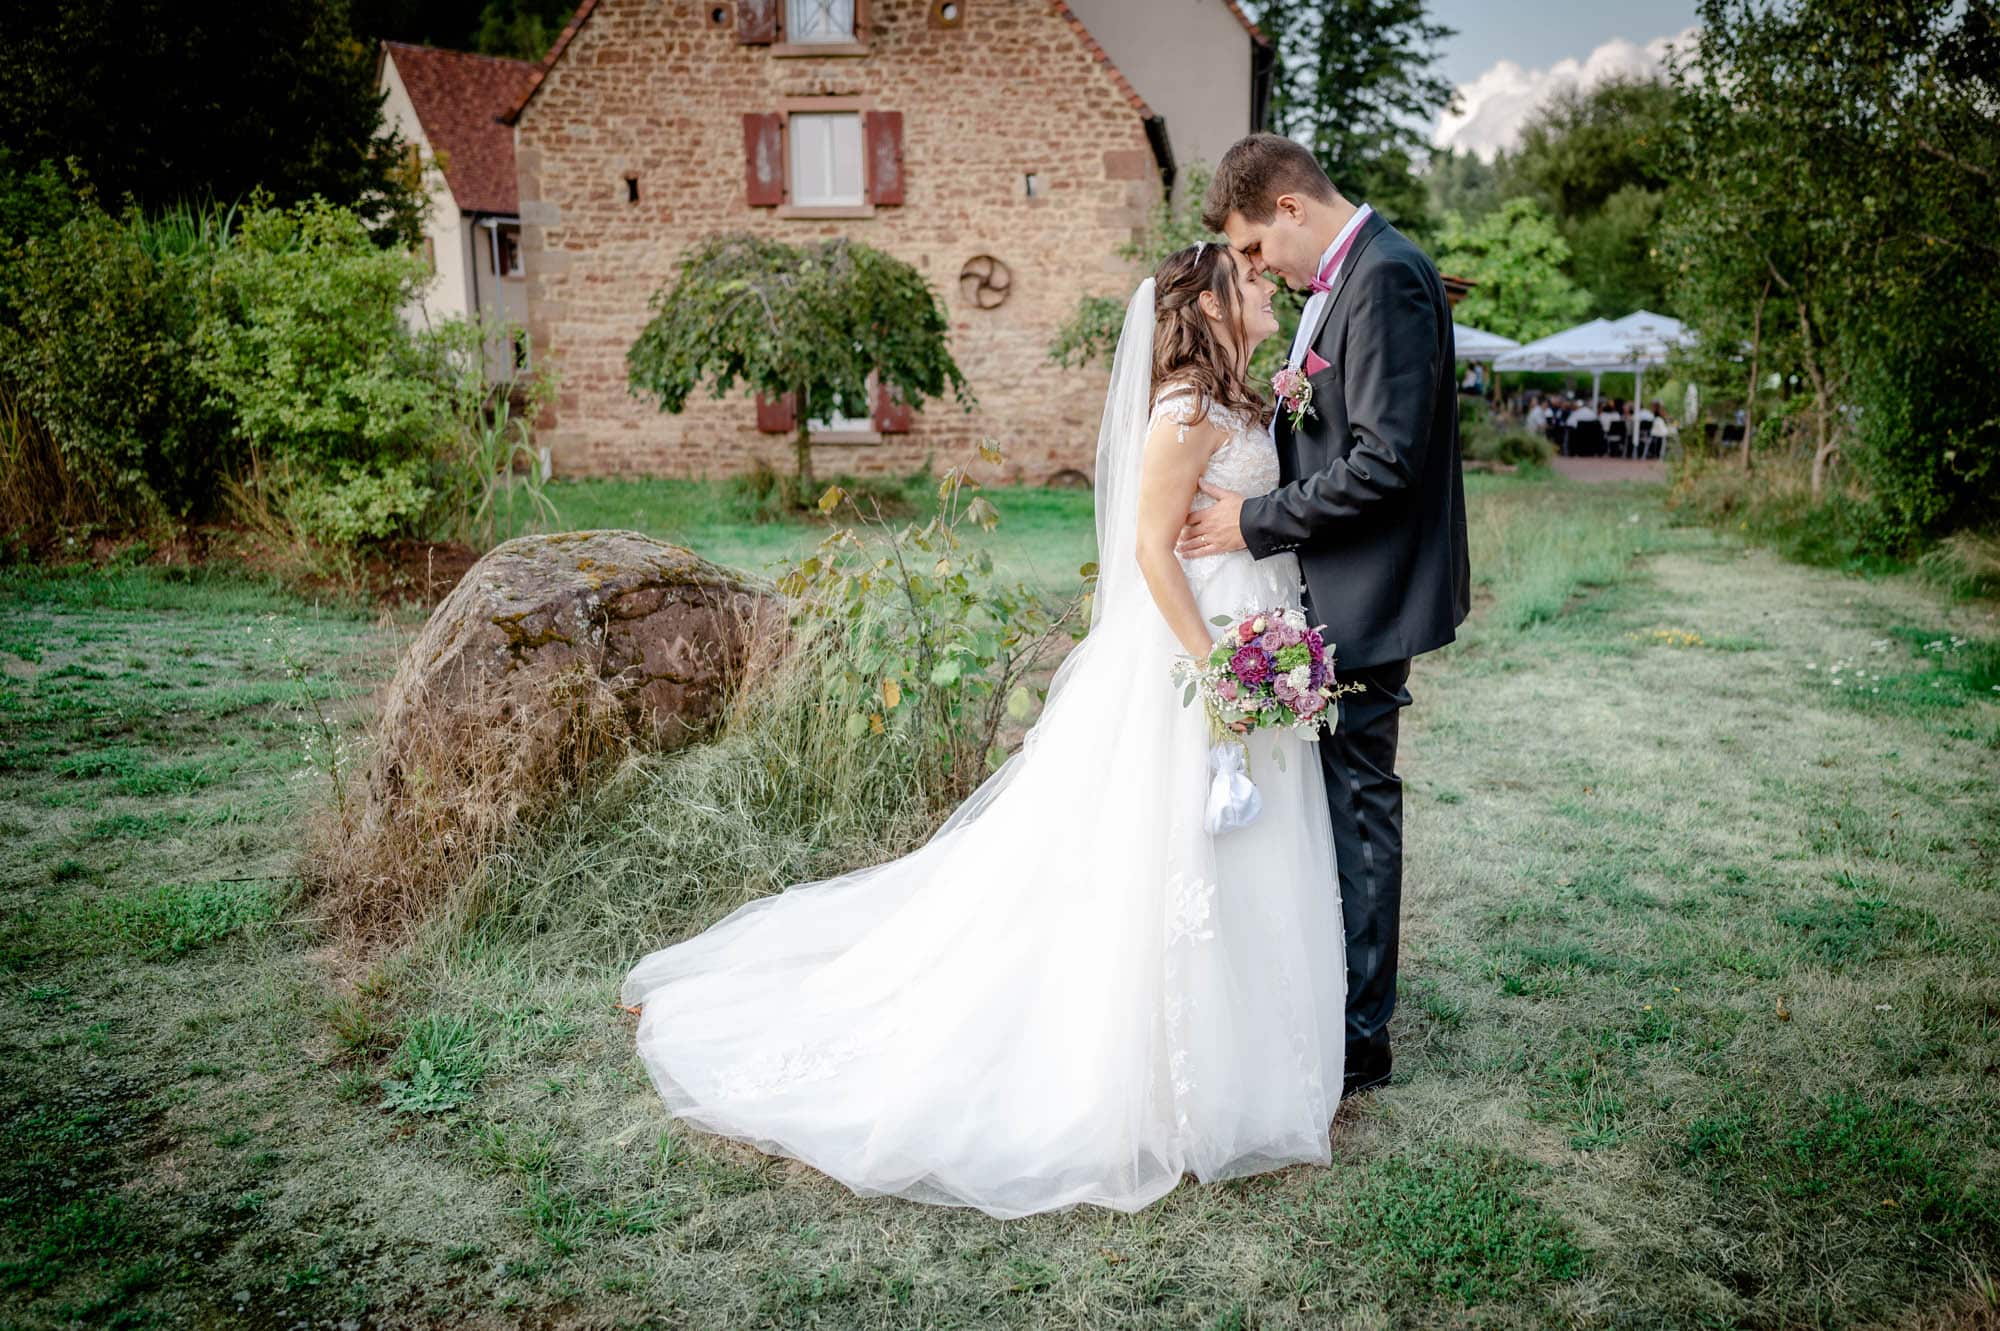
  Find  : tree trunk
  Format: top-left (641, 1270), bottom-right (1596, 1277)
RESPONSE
top-left (1742, 277), bottom-right (1769, 473)
top-left (792, 406), bottom-right (814, 499)
top-left (1796, 298), bottom-right (1838, 501)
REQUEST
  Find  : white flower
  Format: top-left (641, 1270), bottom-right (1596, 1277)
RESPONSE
top-left (1282, 607), bottom-right (1306, 631)
top-left (1286, 664), bottom-right (1312, 693)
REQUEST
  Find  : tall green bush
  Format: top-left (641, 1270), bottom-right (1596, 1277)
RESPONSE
top-left (0, 197), bottom-right (232, 523)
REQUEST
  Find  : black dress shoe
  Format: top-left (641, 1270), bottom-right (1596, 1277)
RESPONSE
top-left (1343, 1050), bottom-right (1392, 1096)
top-left (1343, 1067), bottom-right (1391, 1096)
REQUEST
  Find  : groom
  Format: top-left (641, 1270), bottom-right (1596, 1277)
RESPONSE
top-left (1177, 133), bottom-right (1470, 1097)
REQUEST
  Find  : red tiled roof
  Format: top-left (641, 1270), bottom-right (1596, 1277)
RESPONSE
top-left (382, 41), bottom-right (539, 216)
top-left (1220, 0), bottom-right (1270, 46)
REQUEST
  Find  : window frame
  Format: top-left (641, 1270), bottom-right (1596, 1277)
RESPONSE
top-left (772, 0), bottom-right (869, 57)
top-left (775, 97), bottom-right (877, 220)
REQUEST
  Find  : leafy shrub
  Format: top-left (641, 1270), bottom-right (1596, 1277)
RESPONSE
top-left (191, 197), bottom-right (481, 476)
top-left (0, 196), bottom-right (232, 524)
top-left (1463, 423), bottom-right (1554, 468)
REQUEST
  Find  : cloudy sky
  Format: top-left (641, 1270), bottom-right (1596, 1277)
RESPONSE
top-left (1423, 0), bottom-right (1698, 160)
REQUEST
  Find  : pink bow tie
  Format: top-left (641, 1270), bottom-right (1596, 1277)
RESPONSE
top-left (1306, 220), bottom-right (1365, 294)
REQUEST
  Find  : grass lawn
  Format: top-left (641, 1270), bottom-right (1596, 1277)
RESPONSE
top-left (491, 473), bottom-right (1100, 593)
top-left (2, 471), bottom-right (1996, 1328)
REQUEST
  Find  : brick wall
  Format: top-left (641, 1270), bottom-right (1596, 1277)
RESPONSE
top-left (513, 0), bottom-right (1160, 483)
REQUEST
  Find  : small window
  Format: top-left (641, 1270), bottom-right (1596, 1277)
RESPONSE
top-left (786, 0), bottom-right (855, 42)
top-left (788, 112), bottom-right (864, 207)
top-left (1023, 172), bottom-right (1039, 198)
top-left (807, 373), bottom-right (876, 435)
top-left (494, 223), bottom-right (523, 277)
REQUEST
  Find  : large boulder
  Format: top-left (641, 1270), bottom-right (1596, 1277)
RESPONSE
top-left (316, 530), bottom-right (787, 942)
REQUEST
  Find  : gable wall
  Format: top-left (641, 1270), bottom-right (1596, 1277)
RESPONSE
top-left (514, 0), bottom-right (1161, 484)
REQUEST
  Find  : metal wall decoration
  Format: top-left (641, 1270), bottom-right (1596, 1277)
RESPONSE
top-left (958, 255), bottom-right (1011, 309)
top-left (929, 0), bottom-right (965, 28)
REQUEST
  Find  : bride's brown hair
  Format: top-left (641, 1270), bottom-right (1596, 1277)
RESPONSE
top-left (1150, 242), bottom-right (1267, 426)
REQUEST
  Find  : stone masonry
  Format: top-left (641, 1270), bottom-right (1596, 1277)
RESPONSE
top-left (511, 0), bottom-right (1162, 483)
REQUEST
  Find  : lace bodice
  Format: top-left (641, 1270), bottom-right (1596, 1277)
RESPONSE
top-left (1151, 387), bottom-right (1290, 594)
top-left (1150, 388), bottom-right (1280, 505)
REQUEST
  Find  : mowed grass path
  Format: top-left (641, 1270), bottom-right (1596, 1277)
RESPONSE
top-left (1, 475), bottom-right (1995, 1329)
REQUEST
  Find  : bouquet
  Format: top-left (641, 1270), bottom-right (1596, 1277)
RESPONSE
top-left (1171, 606), bottom-right (1361, 833)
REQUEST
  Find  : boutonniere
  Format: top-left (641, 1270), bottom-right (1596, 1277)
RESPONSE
top-left (1271, 363), bottom-right (1315, 431)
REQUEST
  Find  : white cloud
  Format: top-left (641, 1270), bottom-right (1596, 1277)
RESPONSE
top-left (1432, 28), bottom-right (1697, 162)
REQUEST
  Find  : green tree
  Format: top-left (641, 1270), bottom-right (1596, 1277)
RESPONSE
top-left (628, 235), bottom-right (972, 495)
top-left (351, 0), bottom-right (579, 61)
top-left (1502, 76), bottom-right (1679, 317)
top-left (1248, 0), bottom-right (1457, 230)
top-left (1659, 0), bottom-right (1999, 524)
top-left (1422, 147), bottom-right (1501, 228)
top-left (1434, 198), bottom-right (1591, 342)
top-left (0, 0), bottom-right (422, 243)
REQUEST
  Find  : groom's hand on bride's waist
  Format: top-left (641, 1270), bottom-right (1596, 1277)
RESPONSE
top-left (1175, 481), bottom-right (1248, 557)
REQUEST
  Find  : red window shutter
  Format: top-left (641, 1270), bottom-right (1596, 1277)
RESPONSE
top-left (873, 380), bottom-right (913, 433)
top-left (737, 0), bottom-right (779, 43)
top-left (864, 111), bottom-right (904, 206)
top-left (742, 113), bottom-right (784, 207)
top-left (756, 391), bottom-right (797, 433)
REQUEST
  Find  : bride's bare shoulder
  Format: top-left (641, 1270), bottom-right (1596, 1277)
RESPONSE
top-left (1149, 382), bottom-right (1239, 449)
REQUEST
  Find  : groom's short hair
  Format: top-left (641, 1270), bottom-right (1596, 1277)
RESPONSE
top-left (1202, 134), bottom-right (1338, 232)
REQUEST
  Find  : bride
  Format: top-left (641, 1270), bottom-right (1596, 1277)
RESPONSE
top-left (619, 241), bottom-right (1346, 1220)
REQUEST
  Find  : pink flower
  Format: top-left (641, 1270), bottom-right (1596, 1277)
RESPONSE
top-left (1296, 691), bottom-right (1326, 720)
top-left (1218, 678), bottom-right (1239, 702)
top-left (1229, 644), bottom-right (1271, 685)
top-left (1237, 618), bottom-right (1259, 643)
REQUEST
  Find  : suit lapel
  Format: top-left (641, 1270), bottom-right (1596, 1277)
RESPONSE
top-left (1301, 211), bottom-right (1388, 358)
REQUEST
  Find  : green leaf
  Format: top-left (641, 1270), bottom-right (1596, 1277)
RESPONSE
top-left (928, 659), bottom-right (962, 687)
top-left (1006, 686), bottom-right (1034, 721)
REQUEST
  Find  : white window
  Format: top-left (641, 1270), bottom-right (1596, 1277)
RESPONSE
top-left (787, 0), bottom-right (855, 43)
top-left (807, 373), bottom-right (876, 435)
top-left (788, 112), bottom-right (864, 207)
top-left (494, 223), bottom-right (523, 277)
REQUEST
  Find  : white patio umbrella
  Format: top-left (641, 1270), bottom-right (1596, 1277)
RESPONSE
top-left (1492, 312), bottom-right (1691, 408)
top-left (1452, 322), bottom-right (1519, 361)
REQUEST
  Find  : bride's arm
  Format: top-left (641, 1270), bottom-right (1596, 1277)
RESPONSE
top-left (1134, 411), bottom-right (1226, 658)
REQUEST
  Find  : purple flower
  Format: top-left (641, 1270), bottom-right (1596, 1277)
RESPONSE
top-left (1296, 691), bottom-right (1326, 721)
top-left (1306, 629), bottom-right (1325, 654)
top-left (1264, 621), bottom-right (1302, 650)
top-left (1308, 658), bottom-right (1327, 690)
top-left (1272, 673), bottom-right (1300, 706)
top-left (1230, 645), bottom-right (1271, 685)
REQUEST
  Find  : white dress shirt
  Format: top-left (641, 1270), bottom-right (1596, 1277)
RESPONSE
top-left (1286, 203), bottom-right (1373, 368)
top-left (1273, 203), bottom-right (1373, 443)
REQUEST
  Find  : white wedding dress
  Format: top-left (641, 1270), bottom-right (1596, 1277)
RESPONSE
top-left (620, 281), bottom-right (1346, 1220)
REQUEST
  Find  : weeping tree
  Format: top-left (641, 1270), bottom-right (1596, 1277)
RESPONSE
top-left (627, 234), bottom-right (971, 496)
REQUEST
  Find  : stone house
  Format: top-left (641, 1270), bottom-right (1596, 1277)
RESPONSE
top-left (375, 41), bottom-right (539, 382)
top-left (503, 0), bottom-right (1271, 484)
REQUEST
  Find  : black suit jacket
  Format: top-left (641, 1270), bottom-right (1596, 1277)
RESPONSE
top-left (1240, 213), bottom-right (1472, 670)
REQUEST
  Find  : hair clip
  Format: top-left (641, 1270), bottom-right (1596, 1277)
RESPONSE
top-left (1193, 240), bottom-right (1209, 261)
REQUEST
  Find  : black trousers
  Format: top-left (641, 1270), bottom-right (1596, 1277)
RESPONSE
top-left (1315, 656), bottom-right (1412, 1077)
